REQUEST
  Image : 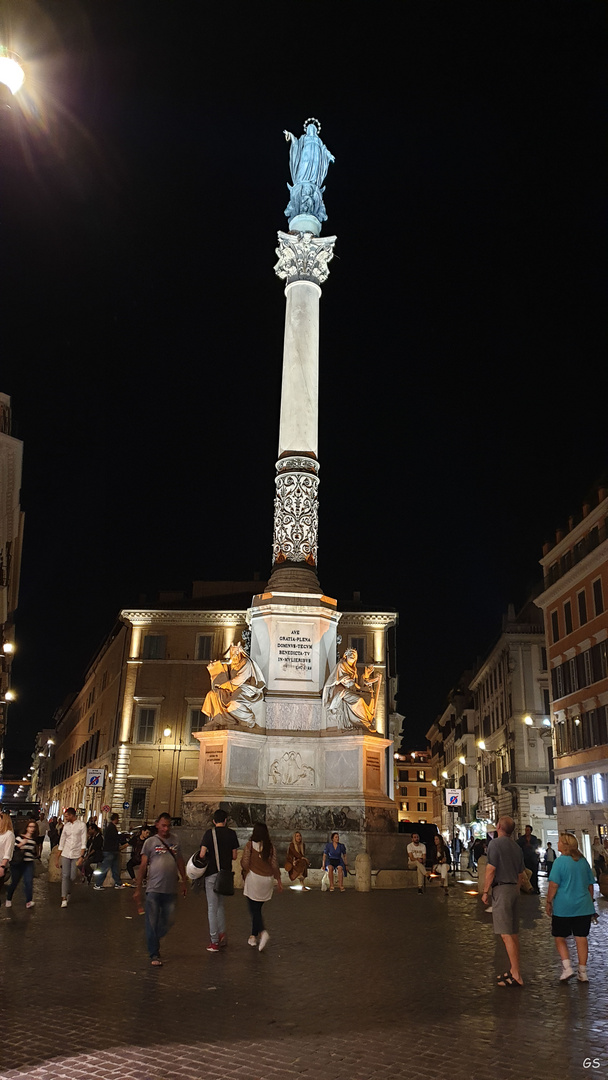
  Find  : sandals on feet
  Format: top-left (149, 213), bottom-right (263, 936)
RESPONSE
top-left (496, 971), bottom-right (522, 987)
top-left (150, 957), bottom-right (163, 966)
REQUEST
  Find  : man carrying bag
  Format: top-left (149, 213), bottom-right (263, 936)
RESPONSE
top-left (198, 809), bottom-right (239, 953)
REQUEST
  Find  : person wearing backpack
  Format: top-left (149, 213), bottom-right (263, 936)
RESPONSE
top-left (198, 809), bottom-right (239, 953)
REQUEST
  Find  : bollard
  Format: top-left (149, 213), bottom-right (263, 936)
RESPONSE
top-left (477, 855), bottom-right (488, 895)
top-left (355, 852), bottom-right (372, 892)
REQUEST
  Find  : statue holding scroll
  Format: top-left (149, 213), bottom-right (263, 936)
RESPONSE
top-left (322, 648), bottom-right (380, 732)
top-left (202, 643), bottom-right (266, 729)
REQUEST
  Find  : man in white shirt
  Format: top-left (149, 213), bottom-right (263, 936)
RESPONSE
top-left (55, 808), bottom-right (87, 908)
top-left (407, 833), bottom-right (428, 892)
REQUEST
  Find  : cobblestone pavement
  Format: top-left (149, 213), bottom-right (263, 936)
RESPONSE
top-left (0, 872), bottom-right (606, 1080)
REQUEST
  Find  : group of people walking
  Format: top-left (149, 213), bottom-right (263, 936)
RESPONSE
top-left (482, 816), bottom-right (598, 987)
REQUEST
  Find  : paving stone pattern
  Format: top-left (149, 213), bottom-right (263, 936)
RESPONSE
top-left (0, 873), bottom-right (606, 1079)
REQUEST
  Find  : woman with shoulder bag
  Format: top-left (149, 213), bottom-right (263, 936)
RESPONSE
top-left (241, 822), bottom-right (282, 951)
top-left (0, 813), bottom-right (15, 892)
top-left (5, 818), bottom-right (38, 908)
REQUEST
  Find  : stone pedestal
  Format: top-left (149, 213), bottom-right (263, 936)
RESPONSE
top-left (182, 726), bottom-right (397, 864)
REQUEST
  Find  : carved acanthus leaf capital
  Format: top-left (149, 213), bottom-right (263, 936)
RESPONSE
top-left (274, 231), bottom-right (336, 285)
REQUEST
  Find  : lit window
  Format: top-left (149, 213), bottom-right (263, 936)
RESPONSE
top-left (592, 774), bottom-right (605, 803)
top-left (417, 770), bottom-right (425, 780)
top-left (417, 801), bottom-right (427, 812)
top-left (561, 778), bottom-right (573, 805)
top-left (576, 775), bottom-right (589, 804)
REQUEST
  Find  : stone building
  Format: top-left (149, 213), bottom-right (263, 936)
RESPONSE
top-left (469, 601), bottom-right (556, 843)
top-left (535, 485), bottom-right (608, 861)
top-left (426, 680), bottom-right (478, 838)
top-left (0, 393), bottom-right (24, 771)
top-left (393, 749), bottom-right (433, 825)
top-left (41, 582), bottom-right (398, 833)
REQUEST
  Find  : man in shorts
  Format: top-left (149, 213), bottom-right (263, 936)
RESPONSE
top-left (482, 816), bottom-right (527, 987)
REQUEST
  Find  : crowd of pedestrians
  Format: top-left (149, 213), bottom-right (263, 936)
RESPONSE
top-left (0, 803), bottom-right (604, 990)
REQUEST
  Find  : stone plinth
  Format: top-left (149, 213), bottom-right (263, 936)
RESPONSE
top-left (182, 726), bottom-right (398, 864)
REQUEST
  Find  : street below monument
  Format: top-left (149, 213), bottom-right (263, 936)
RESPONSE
top-left (0, 872), bottom-right (606, 1080)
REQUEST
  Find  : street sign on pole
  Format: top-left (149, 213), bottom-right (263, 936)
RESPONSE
top-left (86, 768), bottom-right (105, 788)
top-left (445, 788), bottom-right (462, 807)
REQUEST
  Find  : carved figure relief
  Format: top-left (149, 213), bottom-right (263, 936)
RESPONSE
top-left (268, 751), bottom-right (315, 788)
top-left (322, 648), bottom-right (381, 732)
top-left (201, 642), bottom-right (265, 730)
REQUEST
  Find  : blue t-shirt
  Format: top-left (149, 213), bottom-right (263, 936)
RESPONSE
top-left (549, 854), bottom-right (595, 917)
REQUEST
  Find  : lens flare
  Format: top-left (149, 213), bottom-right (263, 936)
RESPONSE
top-left (0, 55), bottom-right (25, 95)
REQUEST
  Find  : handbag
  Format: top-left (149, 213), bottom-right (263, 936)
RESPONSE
top-left (11, 845), bottom-right (25, 867)
top-left (212, 828), bottom-right (234, 896)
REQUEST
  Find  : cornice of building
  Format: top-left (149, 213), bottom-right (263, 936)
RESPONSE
top-left (339, 612), bottom-right (398, 629)
top-left (536, 538), bottom-right (608, 610)
top-left (469, 630), bottom-right (545, 690)
top-left (120, 609), bottom-right (248, 627)
top-left (540, 496), bottom-right (608, 568)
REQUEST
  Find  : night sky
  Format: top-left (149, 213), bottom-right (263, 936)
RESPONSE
top-left (1, 2), bottom-right (606, 775)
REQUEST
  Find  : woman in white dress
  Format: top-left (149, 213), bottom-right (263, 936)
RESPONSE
top-left (241, 823), bottom-right (282, 951)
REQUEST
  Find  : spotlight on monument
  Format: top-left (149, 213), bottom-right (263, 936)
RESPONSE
top-left (0, 50), bottom-right (25, 96)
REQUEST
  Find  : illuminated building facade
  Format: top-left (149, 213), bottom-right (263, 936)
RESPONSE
top-left (393, 749), bottom-right (432, 825)
top-left (469, 602), bottom-right (555, 842)
top-left (426, 683), bottom-right (478, 838)
top-left (535, 486), bottom-right (608, 860)
top-left (0, 393), bottom-right (24, 774)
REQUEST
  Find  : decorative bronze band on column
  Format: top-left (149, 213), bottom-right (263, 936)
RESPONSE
top-left (272, 456), bottom-right (320, 567)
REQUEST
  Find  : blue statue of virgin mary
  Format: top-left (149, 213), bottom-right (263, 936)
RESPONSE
top-left (283, 119), bottom-right (335, 233)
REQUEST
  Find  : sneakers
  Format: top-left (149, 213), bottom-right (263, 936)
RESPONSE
top-left (93, 886), bottom-right (103, 891)
top-left (61, 898), bottom-right (69, 908)
top-left (258, 930), bottom-right (270, 952)
top-left (418, 888), bottom-right (423, 894)
top-left (485, 905), bottom-right (493, 913)
top-left (4, 899), bottom-right (11, 908)
top-left (248, 936), bottom-right (258, 947)
top-left (25, 901), bottom-right (35, 909)
top-left (577, 967), bottom-right (589, 982)
top-left (206, 942), bottom-right (220, 952)
top-left (560, 964), bottom-right (575, 981)
top-left (114, 883), bottom-right (124, 889)
top-left (218, 932), bottom-right (227, 948)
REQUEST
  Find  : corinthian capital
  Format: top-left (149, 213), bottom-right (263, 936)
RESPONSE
top-left (274, 231), bottom-right (336, 286)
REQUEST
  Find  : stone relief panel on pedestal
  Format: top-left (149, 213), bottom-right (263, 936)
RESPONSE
top-left (268, 751), bottom-right (315, 788)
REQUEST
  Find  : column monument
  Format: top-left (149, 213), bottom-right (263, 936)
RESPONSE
top-left (184, 121), bottom-right (397, 862)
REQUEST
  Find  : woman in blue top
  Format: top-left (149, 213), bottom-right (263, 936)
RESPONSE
top-left (546, 833), bottom-right (596, 983)
top-left (322, 832), bottom-right (348, 892)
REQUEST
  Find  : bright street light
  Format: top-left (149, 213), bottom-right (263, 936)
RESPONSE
top-left (523, 715), bottom-right (533, 726)
top-left (0, 50), bottom-right (25, 96)
top-left (4, 689), bottom-right (16, 701)
top-left (2, 642), bottom-right (14, 655)
top-left (477, 740), bottom-right (486, 751)
top-left (459, 756), bottom-right (466, 765)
